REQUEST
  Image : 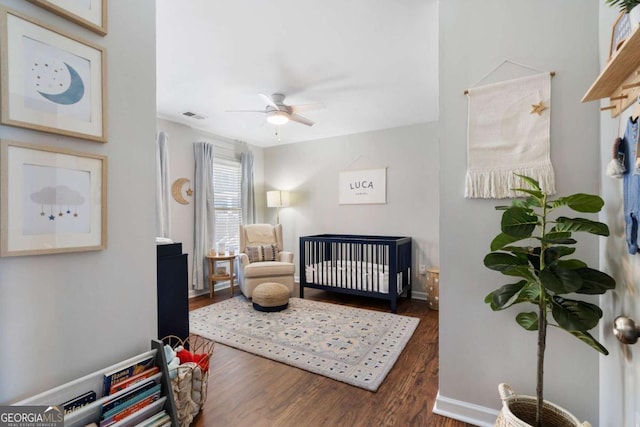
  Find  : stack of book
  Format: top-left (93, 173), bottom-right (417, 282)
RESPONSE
top-left (96, 356), bottom-right (168, 427)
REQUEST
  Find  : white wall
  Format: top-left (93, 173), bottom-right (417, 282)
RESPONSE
top-left (0, 0), bottom-right (157, 402)
top-left (597, 3), bottom-right (640, 427)
top-left (156, 118), bottom-right (265, 295)
top-left (263, 123), bottom-right (439, 294)
top-left (438, 1), bottom-right (601, 425)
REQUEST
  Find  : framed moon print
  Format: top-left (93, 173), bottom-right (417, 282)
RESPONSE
top-left (0, 7), bottom-right (107, 142)
top-left (0, 140), bottom-right (107, 257)
top-left (26, 0), bottom-right (108, 36)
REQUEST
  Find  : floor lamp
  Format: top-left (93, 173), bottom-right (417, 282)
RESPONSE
top-left (266, 190), bottom-right (290, 224)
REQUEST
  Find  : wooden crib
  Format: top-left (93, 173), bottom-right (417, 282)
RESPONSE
top-left (299, 234), bottom-right (412, 313)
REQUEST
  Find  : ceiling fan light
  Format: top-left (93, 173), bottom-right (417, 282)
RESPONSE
top-left (266, 111), bottom-right (289, 125)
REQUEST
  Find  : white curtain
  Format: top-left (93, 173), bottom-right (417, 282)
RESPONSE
top-left (193, 142), bottom-right (216, 290)
top-left (155, 131), bottom-right (171, 238)
top-left (240, 148), bottom-right (256, 224)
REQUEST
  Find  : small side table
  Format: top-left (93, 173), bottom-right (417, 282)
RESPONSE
top-left (205, 253), bottom-right (236, 298)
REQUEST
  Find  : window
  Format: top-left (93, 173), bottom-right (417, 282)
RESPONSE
top-left (213, 158), bottom-right (242, 253)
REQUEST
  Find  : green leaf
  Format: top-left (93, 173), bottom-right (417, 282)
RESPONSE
top-left (512, 188), bottom-right (544, 199)
top-left (566, 330), bottom-right (609, 355)
top-left (553, 217), bottom-right (610, 236)
top-left (514, 283), bottom-right (541, 304)
top-left (484, 252), bottom-right (529, 272)
top-left (551, 296), bottom-right (602, 332)
top-left (490, 233), bottom-right (525, 251)
top-left (501, 207), bottom-right (538, 238)
top-left (514, 174), bottom-right (541, 191)
top-left (551, 194), bottom-right (604, 213)
top-left (502, 265), bottom-right (538, 281)
top-left (573, 268), bottom-right (616, 295)
top-left (485, 280), bottom-right (528, 310)
top-left (540, 265), bottom-right (582, 294)
top-left (516, 312), bottom-right (539, 331)
top-left (541, 231), bottom-right (577, 245)
top-left (544, 246), bottom-right (576, 264)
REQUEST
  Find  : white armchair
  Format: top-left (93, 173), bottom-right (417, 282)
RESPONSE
top-left (237, 223), bottom-right (295, 298)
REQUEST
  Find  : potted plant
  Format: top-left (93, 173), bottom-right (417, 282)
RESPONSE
top-left (483, 175), bottom-right (615, 427)
top-left (606, 0), bottom-right (640, 28)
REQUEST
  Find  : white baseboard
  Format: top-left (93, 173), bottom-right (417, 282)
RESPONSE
top-left (188, 281), bottom-right (231, 299)
top-left (433, 391), bottom-right (499, 427)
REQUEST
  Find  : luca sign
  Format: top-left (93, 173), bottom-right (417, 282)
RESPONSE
top-left (339, 168), bottom-right (386, 205)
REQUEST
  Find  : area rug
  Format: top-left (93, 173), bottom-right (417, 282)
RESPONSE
top-left (189, 296), bottom-right (419, 391)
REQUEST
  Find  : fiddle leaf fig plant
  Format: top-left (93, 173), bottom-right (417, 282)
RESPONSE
top-left (483, 175), bottom-right (615, 427)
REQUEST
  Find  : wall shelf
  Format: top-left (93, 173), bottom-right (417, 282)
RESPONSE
top-left (583, 23), bottom-right (640, 117)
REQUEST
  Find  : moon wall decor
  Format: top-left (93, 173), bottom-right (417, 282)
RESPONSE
top-left (171, 178), bottom-right (191, 205)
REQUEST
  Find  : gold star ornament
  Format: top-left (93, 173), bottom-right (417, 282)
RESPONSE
top-left (530, 101), bottom-right (547, 116)
top-left (186, 188), bottom-right (193, 196)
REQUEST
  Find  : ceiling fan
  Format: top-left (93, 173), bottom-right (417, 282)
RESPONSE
top-left (228, 93), bottom-right (324, 126)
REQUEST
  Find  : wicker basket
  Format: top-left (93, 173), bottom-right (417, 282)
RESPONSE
top-left (495, 384), bottom-right (592, 427)
top-left (163, 335), bottom-right (214, 427)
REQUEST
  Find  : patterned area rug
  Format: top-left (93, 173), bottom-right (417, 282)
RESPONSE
top-left (189, 296), bottom-right (419, 391)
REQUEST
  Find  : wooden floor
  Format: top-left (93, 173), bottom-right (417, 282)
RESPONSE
top-left (187, 287), bottom-right (473, 427)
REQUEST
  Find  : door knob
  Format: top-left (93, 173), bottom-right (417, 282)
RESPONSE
top-left (613, 316), bottom-right (640, 344)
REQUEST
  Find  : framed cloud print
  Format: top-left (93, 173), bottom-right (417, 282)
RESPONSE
top-left (0, 7), bottom-right (107, 142)
top-left (27, 0), bottom-right (108, 36)
top-left (0, 140), bottom-right (107, 257)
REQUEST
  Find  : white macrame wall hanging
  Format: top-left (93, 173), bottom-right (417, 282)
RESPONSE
top-left (464, 61), bottom-right (556, 199)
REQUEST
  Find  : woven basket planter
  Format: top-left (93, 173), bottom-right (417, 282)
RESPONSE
top-left (495, 384), bottom-right (592, 427)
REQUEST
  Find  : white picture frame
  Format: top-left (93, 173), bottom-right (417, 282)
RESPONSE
top-left (0, 7), bottom-right (107, 142)
top-left (0, 140), bottom-right (107, 257)
top-left (338, 168), bottom-right (387, 205)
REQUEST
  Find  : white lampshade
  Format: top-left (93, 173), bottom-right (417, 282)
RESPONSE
top-left (266, 190), bottom-right (290, 207)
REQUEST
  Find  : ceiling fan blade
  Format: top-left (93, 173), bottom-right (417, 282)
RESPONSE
top-left (289, 114), bottom-right (315, 126)
top-left (290, 103), bottom-right (325, 114)
top-left (258, 93), bottom-right (280, 111)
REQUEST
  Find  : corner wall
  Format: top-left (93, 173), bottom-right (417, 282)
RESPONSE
top-left (263, 123), bottom-right (439, 295)
top-left (438, 1), bottom-right (601, 424)
top-left (0, 0), bottom-right (157, 402)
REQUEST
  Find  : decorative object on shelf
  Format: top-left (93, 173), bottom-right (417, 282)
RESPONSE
top-left (609, 12), bottom-right (632, 59)
top-left (338, 168), bottom-right (387, 205)
top-left (606, 0), bottom-right (640, 32)
top-left (26, 0), bottom-right (108, 35)
top-left (0, 7), bottom-right (107, 142)
top-left (465, 61), bottom-right (556, 199)
top-left (0, 140), bottom-right (107, 257)
top-left (484, 175), bottom-right (615, 426)
top-left (266, 190), bottom-right (290, 223)
top-left (425, 267), bottom-right (439, 311)
top-left (171, 178), bottom-right (192, 205)
top-left (584, 5), bottom-right (640, 116)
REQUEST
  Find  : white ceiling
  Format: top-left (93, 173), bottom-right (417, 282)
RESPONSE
top-left (156, 1), bottom-right (439, 148)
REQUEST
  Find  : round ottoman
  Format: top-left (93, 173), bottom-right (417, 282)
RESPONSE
top-left (252, 282), bottom-right (290, 312)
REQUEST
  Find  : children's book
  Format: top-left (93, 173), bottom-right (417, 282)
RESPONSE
top-left (102, 356), bottom-right (155, 396)
top-left (109, 367), bottom-right (160, 394)
top-left (61, 390), bottom-right (97, 414)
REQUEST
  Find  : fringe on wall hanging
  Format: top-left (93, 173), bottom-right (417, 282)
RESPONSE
top-left (465, 69), bottom-right (556, 199)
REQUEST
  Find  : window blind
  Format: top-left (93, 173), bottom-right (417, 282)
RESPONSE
top-left (213, 158), bottom-right (242, 252)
